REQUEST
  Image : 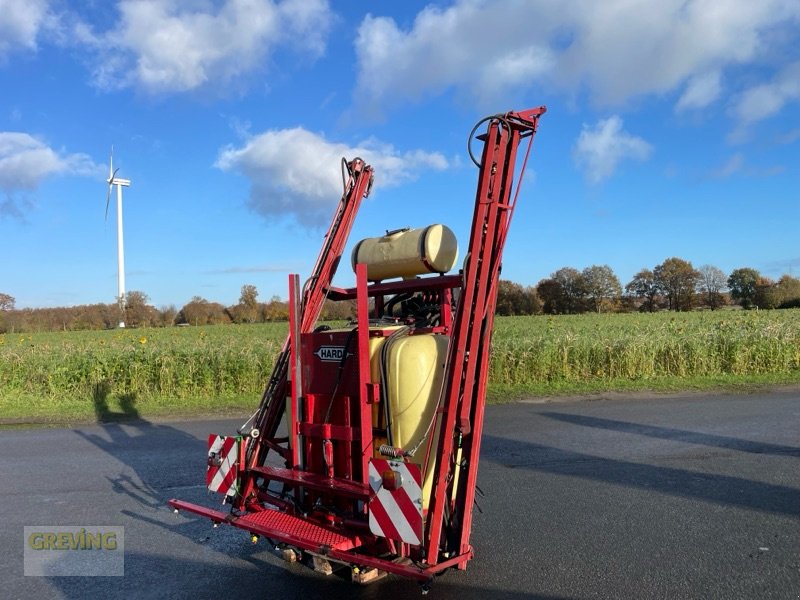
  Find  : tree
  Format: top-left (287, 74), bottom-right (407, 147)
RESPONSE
top-left (581, 265), bottom-right (621, 313)
top-left (0, 293), bottom-right (15, 311)
top-left (178, 296), bottom-right (210, 326)
top-left (178, 296), bottom-right (231, 325)
top-left (754, 276), bottom-right (778, 309)
top-left (536, 278), bottom-right (565, 314)
top-left (774, 275), bottom-right (800, 308)
top-left (696, 265), bottom-right (727, 310)
top-left (495, 280), bottom-right (541, 315)
top-left (262, 295), bottom-right (289, 321)
top-left (728, 268), bottom-right (760, 309)
top-left (654, 257), bottom-right (699, 311)
top-left (0, 293), bottom-right (15, 333)
top-left (319, 298), bottom-right (356, 320)
top-left (125, 291), bottom-right (156, 328)
top-left (625, 269), bottom-right (659, 312)
top-left (536, 268), bottom-right (588, 314)
top-left (205, 301), bottom-right (231, 325)
top-left (232, 284), bottom-right (260, 323)
top-left (157, 304), bottom-right (178, 327)
top-left (552, 267), bottom-right (585, 314)
top-left (240, 284), bottom-right (258, 307)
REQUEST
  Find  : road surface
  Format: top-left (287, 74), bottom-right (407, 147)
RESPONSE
top-left (2, 390), bottom-right (799, 599)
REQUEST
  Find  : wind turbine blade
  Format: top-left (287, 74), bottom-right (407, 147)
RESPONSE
top-left (105, 184), bottom-right (112, 221)
top-left (109, 146), bottom-right (114, 182)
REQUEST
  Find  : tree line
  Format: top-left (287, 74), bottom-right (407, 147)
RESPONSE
top-left (495, 258), bottom-right (800, 316)
top-left (0, 286), bottom-right (353, 333)
top-left (2, 259), bottom-right (799, 332)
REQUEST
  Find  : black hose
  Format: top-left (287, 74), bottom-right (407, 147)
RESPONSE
top-left (322, 328), bottom-right (359, 424)
top-left (467, 114), bottom-right (512, 167)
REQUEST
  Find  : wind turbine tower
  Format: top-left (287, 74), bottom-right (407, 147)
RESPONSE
top-left (106, 148), bottom-right (131, 328)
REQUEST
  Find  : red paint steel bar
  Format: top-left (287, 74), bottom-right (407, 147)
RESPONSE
top-left (425, 107), bottom-right (545, 566)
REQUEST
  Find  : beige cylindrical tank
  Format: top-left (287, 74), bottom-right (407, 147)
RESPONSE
top-left (385, 333), bottom-right (449, 509)
top-left (351, 225), bottom-right (458, 281)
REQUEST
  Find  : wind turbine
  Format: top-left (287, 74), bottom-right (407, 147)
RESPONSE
top-left (106, 147), bottom-right (131, 328)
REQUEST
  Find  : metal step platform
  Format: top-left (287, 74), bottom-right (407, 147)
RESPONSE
top-left (169, 498), bottom-right (360, 552)
top-left (248, 466), bottom-right (371, 500)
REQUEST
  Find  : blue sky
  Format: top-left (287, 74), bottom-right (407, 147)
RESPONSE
top-left (1, 0), bottom-right (798, 309)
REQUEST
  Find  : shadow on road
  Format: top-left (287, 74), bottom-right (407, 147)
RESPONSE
top-left (67, 395), bottom-right (562, 599)
top-left (481, 433), bottom-right (800, 517)
top-left (540, 411), bottom-right (800, 458)
top-left (69, 393), bottom-right (800, 597)
top-left (75, 385), bottom-right (205, 510)
top-left (44, 550), bottom-right (566, 600)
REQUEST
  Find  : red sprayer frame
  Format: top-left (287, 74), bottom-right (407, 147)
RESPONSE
top-left (169, 107), bottom-right (546, 588)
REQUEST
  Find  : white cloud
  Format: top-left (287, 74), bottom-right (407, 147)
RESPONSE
top-left (709, 153), bottom-right (784, 178)
top-left (711, 153), bottom-right (744, 178)
top-left (732, 61), bottom-right (800, 124)
top-left (676, 71), bottom-right (722, 111)
top-left (573, 116), bottom-right (653, 184)
top-left (0, 0), bottom-right (51, 59)
top-left (85, 0), bottom-right (332, 93)
top-left (355, 6), bottom-right (556, 110)
top-left (0, 132), bottom-right (97, 189)
top-left (776, 128), bottom-right (800, 145)
top-left (0, 132), bottom-right (99, 215)
top-left (354, 0), bottom-right (800, 113)
top-left (216, 128), bottom-right (448, 226)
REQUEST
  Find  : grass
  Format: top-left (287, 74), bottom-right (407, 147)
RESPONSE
top-left (0, 325), bottom-right (285, 423)
top-left (489, 310), bottom-right (800, 389)
top-left (2, 310), bottom-right (800, 424)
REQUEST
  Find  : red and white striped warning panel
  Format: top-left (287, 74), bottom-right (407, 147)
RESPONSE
top-left (207, 435), bottom-right (244, 497)
top-left (367, 458), bottom-right (423, 546)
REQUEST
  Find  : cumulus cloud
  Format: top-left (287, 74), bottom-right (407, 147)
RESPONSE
top-left (83, 0), bottom-right (332, 93)
top-left (354, 0), bottom-right (800, 113)
top-left (355, 6), bottom-right (555, 110)
top-left (0, 0), bottom-right (52, 59)
top-left (216, 128), bottom-right (449, 226)
top-left (0, 132), bottom-right (98, 216)
top-left (573, 116), bottom-right (653, 184)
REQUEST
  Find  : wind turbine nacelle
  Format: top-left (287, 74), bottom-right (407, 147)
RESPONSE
top-left (111, 178), bottom-right (131, 187)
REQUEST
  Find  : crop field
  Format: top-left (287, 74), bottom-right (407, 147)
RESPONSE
top-left (0, 325), bottom-right (286, 422)
top-left (489, 309), bottom-right (800, 397)
top-left (2, 309), bottom-right (800, 422)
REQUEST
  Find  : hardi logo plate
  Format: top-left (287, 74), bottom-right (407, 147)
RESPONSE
top-left (314, 346), bottom-right (348, 362)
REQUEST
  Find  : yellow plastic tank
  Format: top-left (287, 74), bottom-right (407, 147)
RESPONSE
top-left (368, 327), bottom-right (402, 452)
top-left (351, 225), bottom-right (458, 281)
top-left (385, 333), bottom-right (449, 508)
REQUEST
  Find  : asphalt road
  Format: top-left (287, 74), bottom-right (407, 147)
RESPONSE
top-left (2, 391), bottom-right (799, 599)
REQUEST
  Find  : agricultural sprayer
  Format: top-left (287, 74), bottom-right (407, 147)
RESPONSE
top-left (170, 106), bottom-right (546, 591)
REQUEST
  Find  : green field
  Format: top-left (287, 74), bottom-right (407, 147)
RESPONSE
top-left (489, 310), bottom-right (800, 398)
top-left (2, 310), bottom-right (800, 423)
